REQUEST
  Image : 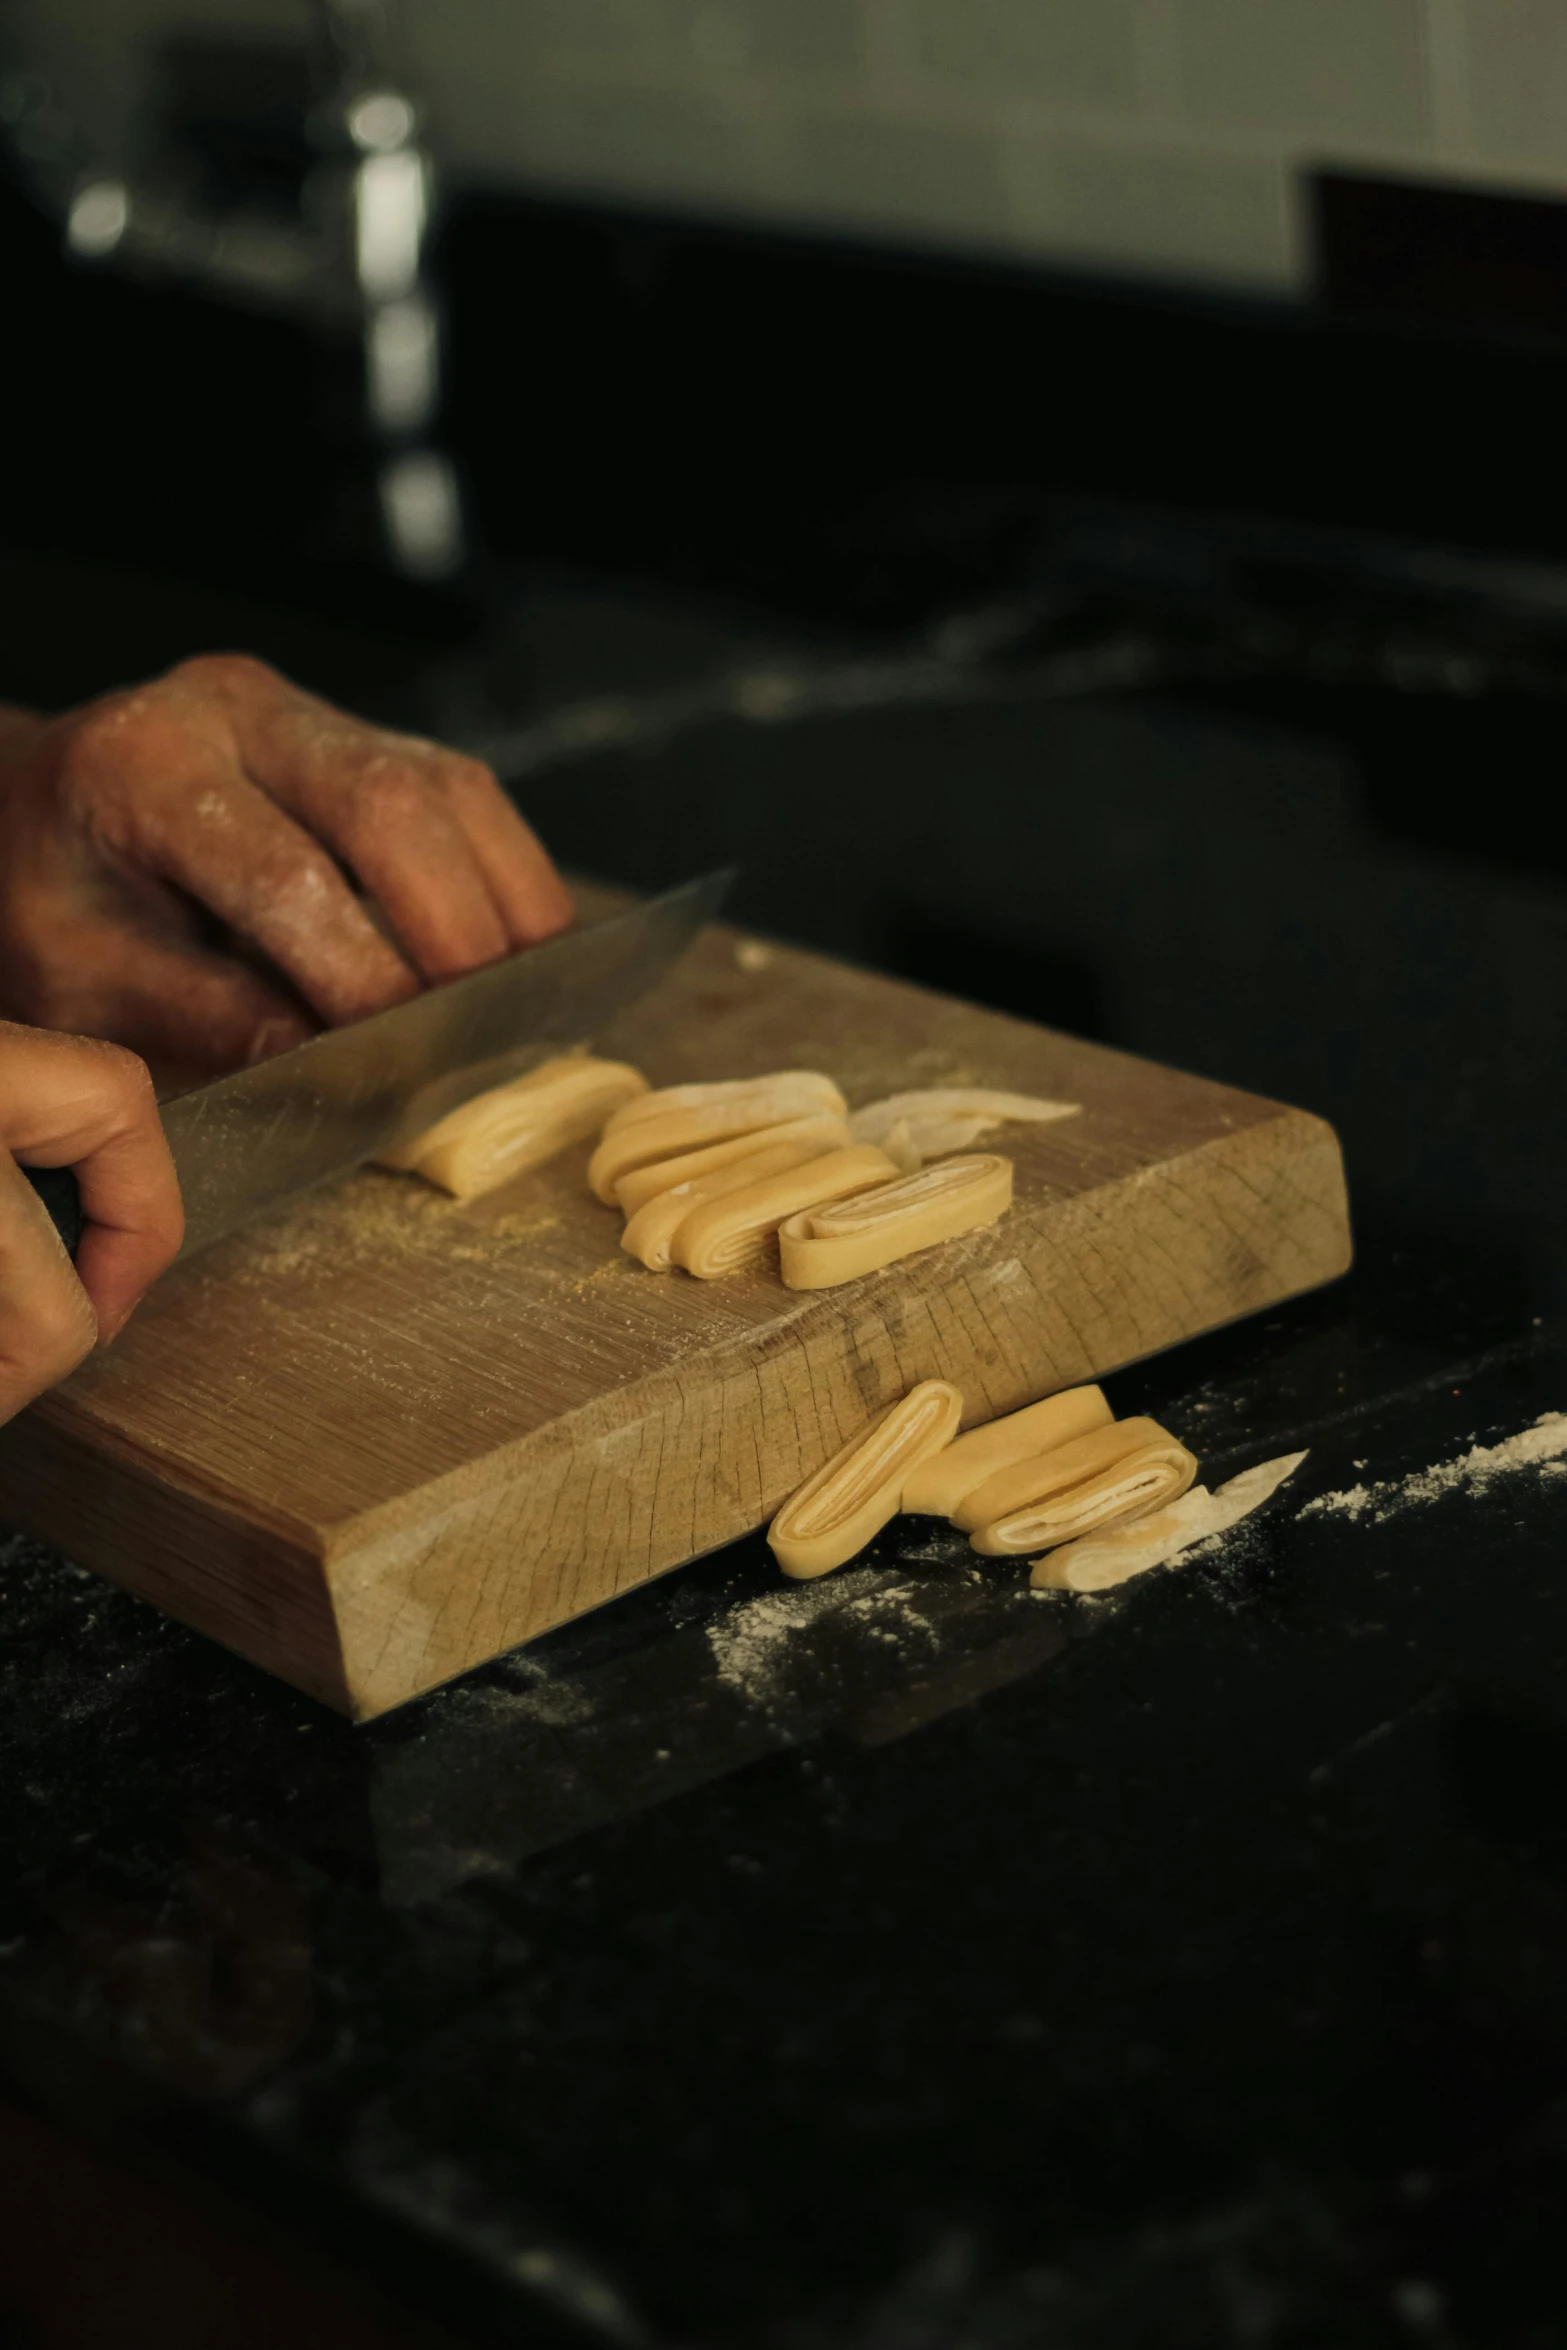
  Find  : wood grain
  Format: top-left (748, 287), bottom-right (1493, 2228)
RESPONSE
top-left (0, 900), bottom-right (1351, 1717)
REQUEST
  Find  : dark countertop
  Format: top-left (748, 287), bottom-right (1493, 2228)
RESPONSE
top-left (4, 557), bottom-right (1567, 2349)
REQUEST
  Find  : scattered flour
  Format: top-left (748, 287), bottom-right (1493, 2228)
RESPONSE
top-left (706, 1564), bottom-right (937, 1716)
top-left (1303, 1411), bottom-right (1567, 1526)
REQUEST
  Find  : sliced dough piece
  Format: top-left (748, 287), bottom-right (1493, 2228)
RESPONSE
top-left (614, 1114), bottom-right (849, 1215)
top-left (848, 1088), bottom-right (1079, 1169)
top-left (671, 1146), bottom-right (899, 1279)
top-left (966, 1421), bottom-right (1197, 1557)
top-left (901, 1384), bottom-right (1112, 1517)
top-left (1031, 1451), bottom-right (1307, 1591)
top-left (602, 1071), bottom-right (846, 1141)
top-left (380, 1056), bottom-right (647, 1201)
top-left (769, 1381), bottom-right (964, 1579)
top-left (953, 1416), bottom-right (1183, 1533)
top-left (778, 1155), bottom-right (1013, 1290)
top-left (588, 1080), bottom-right (845, 1204)
top-left (622, 1139), bottom-right (834, 1271)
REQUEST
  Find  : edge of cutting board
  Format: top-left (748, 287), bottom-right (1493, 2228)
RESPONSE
top-left (0, 907), bottom-right (1352, 1719)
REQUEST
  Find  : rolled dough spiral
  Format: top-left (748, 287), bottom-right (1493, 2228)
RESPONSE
top-left (671, 1145), bottom-right (899, 1279)
top-left (379, 1055), bottom-right (647, 1201)
top-left (901, 1384), bottom-right (1112, 1516)
top-left (588, 1073), bottom-right (847, 1204)
top-left (962, 1417), bottom-right (1197, 1556)
top-left (777, 1154), bottom-right (1013, 1289)
top-left (768, 1380), bottom-right (965, 1578)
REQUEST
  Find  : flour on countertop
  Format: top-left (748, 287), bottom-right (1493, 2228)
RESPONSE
top-left (1303, 1411), bottom-right (1567, 1526)
top-left (706, 1564), bottom-right (938, 1715)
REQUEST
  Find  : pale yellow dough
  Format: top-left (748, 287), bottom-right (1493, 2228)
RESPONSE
top-left (777, 1154), bottom-right (1013, 1289)
top-left (900, 1384), bottom-right (1112, 1516)
top-left (848, 1087), bottom-right (1079, 1170)
top-left (613, 1114), bottom-right (850, 1215)
top-left (769, 1380), bottom-right (964, 1578)
top-left (621, 1139), bottom-right (833, 1271)
top-left (963, 1417), bottom-right (1197, 1556)
top-left (1031, 1450), bottom-right (1307, 1591)
top-left (599, 1071), bottom-right (845, 1141)
top-left (379, 1055), bottom-right (647, 1201)
top-left (671, 1146), bottom-right (899, 1279)
top-left (954, 1416), bottom-right (1170, 1532)
top-left (587, 1074), bottom-right (847, 1204)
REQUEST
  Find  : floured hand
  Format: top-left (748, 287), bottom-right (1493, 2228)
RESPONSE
top-left (0, 656), bottom-right (572, 1082)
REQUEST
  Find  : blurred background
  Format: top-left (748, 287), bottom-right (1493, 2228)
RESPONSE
top-left (3, 0), bottom-right (1567, 1310)
top-left (8, 16), bottom-right (1567, 2345)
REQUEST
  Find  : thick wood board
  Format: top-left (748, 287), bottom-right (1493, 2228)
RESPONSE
top-left (0, 914), bottom-right (1350, 1718)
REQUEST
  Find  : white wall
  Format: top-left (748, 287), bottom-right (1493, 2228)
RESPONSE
top-left (11, 0), bottom-right (1567, 300)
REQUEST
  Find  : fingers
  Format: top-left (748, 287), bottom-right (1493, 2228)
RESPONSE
top-left (224, 674), bottom-right (572, 968)
top-left (263, 742), bottom-right (513, 982)
top-left (43, 656), bottom-right (575, 1058)
top-left (94, 740), bottom-right (424, 1028)
top-left (0, 1023), bottom-right (183, 1357)
top-left (0, 1151), bottom-right (98, 1422)
top-left (442, 761), bottom-right (576, 947)
top-left (40, 921), bottom-right (318, 1085)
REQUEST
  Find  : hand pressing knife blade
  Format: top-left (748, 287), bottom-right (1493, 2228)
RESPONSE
top-left (26, 870), bottom-right (731, 1262)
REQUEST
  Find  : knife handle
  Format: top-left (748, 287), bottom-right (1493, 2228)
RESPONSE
top-left (23, 1165), bottom-right (84, 1261)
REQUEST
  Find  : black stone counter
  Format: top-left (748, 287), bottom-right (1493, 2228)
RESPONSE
top-left (3, 574), bottom-right (1567, 2348)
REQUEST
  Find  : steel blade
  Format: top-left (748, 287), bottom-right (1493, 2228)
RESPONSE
top-left (163, 869), bottom-right (732, 1256)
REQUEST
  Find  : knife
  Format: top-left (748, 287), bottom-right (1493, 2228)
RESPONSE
top-left (24, 869), bottom-right (732, 1262)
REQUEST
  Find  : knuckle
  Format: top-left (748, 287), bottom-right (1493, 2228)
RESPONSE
top-left (87, 1038), bottom-right (156, 1105)
top-left (23, 1279), bottom-right (97, 1383)
top-left (171, 650), bottom-right (274, 697)
top-left (354, 755), bottom-right (430, 827)
top-left (66, 698), bottom-right (137, 770)
top-left (442, 752), bottom-right (500, 798)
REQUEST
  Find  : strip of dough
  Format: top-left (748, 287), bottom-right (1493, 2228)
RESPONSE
top-left (621, 1139), bottom-right (835, 1271)
top-left (777, 1155), bottom-right (1013, 1290)
top-left (901, 1384), bottom-right (1112, 1516)
top-left (614, 1114), bottom-right (849, 1215)
top-left (848, 1088), bottom-right (1079, 1168)
top-left (952, 1416), bottom-right (1184, 1533)
top-left (601, 1071), bottom-right (846, 1141)
top-left (671, 1146), bottom-right (899, 1279)
top-left (379, 1056), bottom-right (647, 1201)
top-left (769, 1380), bottom-right (964, 1579)
top-left (964, 1422), bottom-right (1197, 1557)
top-left (1031, 1451), bottom-right (1307, 1591)
top-left (588, 1079), bottom-right (847, 1204)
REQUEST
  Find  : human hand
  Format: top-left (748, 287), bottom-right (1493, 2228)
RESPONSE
top-left (0, 1023), bottom-right (183, 1422)
top-left (0, 655), bottom-right (572, 1083)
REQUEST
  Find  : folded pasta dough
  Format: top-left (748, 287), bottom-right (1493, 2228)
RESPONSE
top-left (588, 1078), bottom-right (847, 1204)
top-left (848, 1088), bottom-right (1079, 1169)
top-left (900, 1384), bottom-right (1112, 1516)
top-left (967, 1427), bottom-right (1198, 1558)
top-left (1030, 1451), bottom-right (1305, 1592)
top-left (379, 1055), bottom-right (647, 1201)
top-left (601, 1070), bottom-right (846, 1141)
top-left (621, 1139), bottom-right (833, 1271)
top-left (671, 1146), bottom-right (899, 1279)
top-left (614, 1114), bottom-right (849, 1215)
top-left (769, 1380), bottom-right (964, 1579)
top-left (777, 1154), bottom-right (1013, 1290)
top-left (952, 1417), bottom-right (1183, 1533)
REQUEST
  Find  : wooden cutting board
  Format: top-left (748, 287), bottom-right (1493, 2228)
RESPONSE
top-left (0, 904), bottom-right (1351, 1719)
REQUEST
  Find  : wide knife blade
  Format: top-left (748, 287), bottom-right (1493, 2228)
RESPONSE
top-left (162, 869), bottom-right (732, 1258)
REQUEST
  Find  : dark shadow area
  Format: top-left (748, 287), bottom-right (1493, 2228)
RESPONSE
top-left (872, 904), bottom-right (1114, 1040)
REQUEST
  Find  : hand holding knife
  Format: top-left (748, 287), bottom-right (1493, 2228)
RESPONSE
top-left (21, 871), bottom-right (727, 1261)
